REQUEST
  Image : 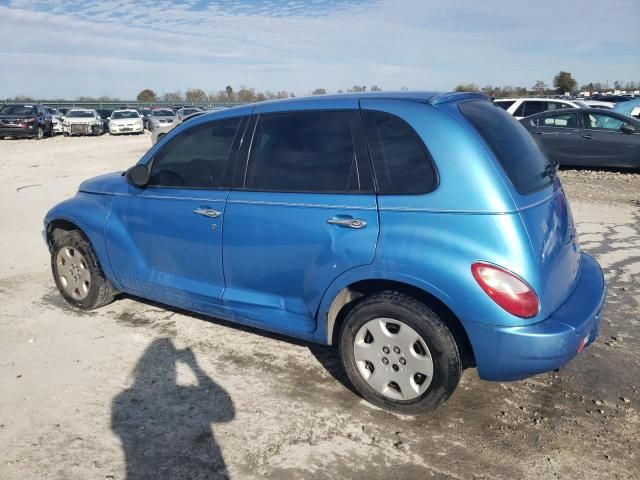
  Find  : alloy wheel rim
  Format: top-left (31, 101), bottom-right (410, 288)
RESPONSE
top-left (353, 318), bottom-right (434, 401)
top-left (56, 246), bottom-right (91, 300)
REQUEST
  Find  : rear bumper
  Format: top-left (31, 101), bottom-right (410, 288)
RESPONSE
top-left (466, 253), bottom-right (606, 381)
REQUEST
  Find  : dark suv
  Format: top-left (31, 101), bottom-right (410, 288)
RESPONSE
top-left (0, 103), bottom-right (52, 139)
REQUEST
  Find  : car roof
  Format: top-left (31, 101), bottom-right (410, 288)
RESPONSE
top-left (494, 97), bottom-right (577, 102)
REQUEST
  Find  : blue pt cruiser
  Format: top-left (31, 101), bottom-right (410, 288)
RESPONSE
top-left (44, 92), bottom-right (606, 413)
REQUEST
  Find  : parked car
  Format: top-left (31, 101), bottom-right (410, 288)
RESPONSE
top-left (96, 109), bottom-right (114, 132)
top-left (613, 99), bottom-right (640, 119)
top-left (0, 103), bottom-right (52, 139)
top-left (580, 100), bottom-right (615, 109)
top-left (151, 110), bottom-right (206, 145)
top-left (136, 108), bottom-right (152, 130)
top-left (520, 108), bottom-right (640, 168)
top-left (43, 92), bottom-right (606, 414)
top-left (149, 108), bottom-right (176, 131)
top-left (176, 107), bottom-right (203, 121)
top-left (109, 109), bottom-right (144, 135)
top-left (45, 107), bottom-right (64, 135)
top-left (57, 107), bottom-right (72, 117)
top-left (494, 98), bottom-right (585, 119)
top-left (62, 109), bottom-right (104, 136)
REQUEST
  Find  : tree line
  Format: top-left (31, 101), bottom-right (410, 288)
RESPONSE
top-left (454, 71), bottom-right (640, 97)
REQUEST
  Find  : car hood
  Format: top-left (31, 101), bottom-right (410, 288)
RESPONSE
top-left (79, 171), bottom-right (129, 195)
top-left (111, 118), bottom-right (142, 125)
top-left (65, 117), bottom-right (99, 124)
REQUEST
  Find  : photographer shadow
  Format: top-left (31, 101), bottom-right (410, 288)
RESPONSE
top-left (111, 338), bottom-right (234, 480)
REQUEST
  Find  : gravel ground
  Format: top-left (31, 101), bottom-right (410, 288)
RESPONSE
top-left (0, 134), bottom-right (638, 480)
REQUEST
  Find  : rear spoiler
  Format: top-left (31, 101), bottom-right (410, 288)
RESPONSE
top-left (430, 92), bottom-right (489, 106)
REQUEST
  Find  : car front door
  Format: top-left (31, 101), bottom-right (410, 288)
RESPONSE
top-left (105, 116), bottom-right (246, 316)
top-left (530, 112), bottom-right (580, 165)
top-left (222, 104), bottom-right (379, 337)
top-left (579, 111), bottom-right (640, 167)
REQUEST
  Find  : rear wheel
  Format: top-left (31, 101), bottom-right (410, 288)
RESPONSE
top-left (50, 229), bottom-right (115, 310)
top-left (34, 126), bottom-right (44, 140)
top-left (339, 291), bottom-right (461, 413)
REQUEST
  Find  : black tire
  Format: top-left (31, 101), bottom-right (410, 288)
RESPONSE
top-left (50, 229), bottom-right (115, 310)
top-left (339, 291), bottom-right (461, 414)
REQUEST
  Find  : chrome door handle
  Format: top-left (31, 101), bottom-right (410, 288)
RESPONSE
top-left (327, 217), bottom-right (367, 229)
top-left (193, 208), bottom-right (221, 218)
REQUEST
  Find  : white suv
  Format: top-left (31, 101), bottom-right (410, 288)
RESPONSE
top-left (493, 98), bottom-right (585, 119)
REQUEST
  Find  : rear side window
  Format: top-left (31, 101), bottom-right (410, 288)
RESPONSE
top-left (540, 112), bottom-right (578, 128)
top-left (494, 100), bottom-right (515, 111)
top-left (149, 117), bottom-right (241, 188)
top-left (459, 100), bottom-right (552, 194)
top-left (245, 111), bottom-right (360, 193)
top-left (362, 110), bottom-right (437, 194)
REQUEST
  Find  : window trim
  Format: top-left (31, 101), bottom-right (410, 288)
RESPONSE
top-left (581, 111), bottom-right (631, 133)
top-left (145, 115), bottom-right (245, 191)
top-left (235, 109), bottom-right (376, 195)
top-left (360, 108), bottom-right (440, 195)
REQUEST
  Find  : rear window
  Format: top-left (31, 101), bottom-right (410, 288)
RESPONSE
top-left (459, 100), bottom-right (552, 194)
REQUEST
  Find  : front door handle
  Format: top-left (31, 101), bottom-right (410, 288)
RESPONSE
top-left (327, 217), bottom-right (367, 229)
top-left (582, 134), bottom-right (593, 139)
top-left (193, 208), bottom-right (221, 218)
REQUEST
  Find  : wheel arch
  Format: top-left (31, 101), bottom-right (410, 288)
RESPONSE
top-left (320, 276), bottom-right (475, 369)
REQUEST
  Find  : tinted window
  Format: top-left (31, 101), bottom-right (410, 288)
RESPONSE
top-left (245, 111), bottom-right (359, 192)
top-left (541, 112), bottom-right (578, 128)
top-left (362, 110), bottom-right (437, 194)
top-left (150, 117), bottom-right (241, 188)
top-left (0, 105), bottom-right (36, 115)
top-left (494, 100), bottom-right (515, 111)
top-left (513, 102), bottom-right (525, 117)
top-left (523, 101), bottom-right (547, 117)
top-left (583, 112), bottom-right (631, 131)
top-left (459, 100), bottom-right (552, 194)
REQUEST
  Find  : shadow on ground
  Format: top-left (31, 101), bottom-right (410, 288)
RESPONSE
top-left (111, 338), bottom-right (234, 480)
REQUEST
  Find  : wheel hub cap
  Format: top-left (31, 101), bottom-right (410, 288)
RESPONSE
top-left (353, 318), bottom-right (434, 401)
top-left (56, 246), bottom-right (91, 300)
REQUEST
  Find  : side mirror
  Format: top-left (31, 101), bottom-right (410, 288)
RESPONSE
top-left (125, 164), bottom-right (150, 187)
top-left (620, 124), bottom-right (636, 134)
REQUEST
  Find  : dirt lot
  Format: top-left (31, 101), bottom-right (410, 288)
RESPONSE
top-left (0, 134), bottom-right (638, 480)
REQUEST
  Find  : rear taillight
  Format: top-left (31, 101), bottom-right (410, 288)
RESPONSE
top-left (471, 262), bottom-right (539, 318)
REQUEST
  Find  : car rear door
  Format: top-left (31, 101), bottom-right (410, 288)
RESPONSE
top-left (105, 116), bottom-right (246, 316)
top-left (529, 112), bottom-right (580, 165)
top-left (579, 111), bottom-right (640, 167)
top-left (222, 102), bottom-right (379, 337)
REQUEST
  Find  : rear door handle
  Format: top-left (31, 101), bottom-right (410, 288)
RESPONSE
top-left (582, 134), bottom-right (593, 139)
top-left (327, 217), bottom-right (367, 229)
top-left (193, 208), bottom-right (221, 218)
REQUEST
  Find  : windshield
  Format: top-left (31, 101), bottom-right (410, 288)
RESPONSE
top-left (112, 111), bottom-right (140, 119)
top-left (0, 105), bottom-right (36, 116)
top-left (153, 109), bottom-right (174, 117)
top-left (67, 111), bottom-right (95, 118)
top-left (459, 100), bottom-right (553, 195)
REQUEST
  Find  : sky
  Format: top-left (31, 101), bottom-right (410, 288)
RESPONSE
top-left (0, 0), bottom-right (639, 99)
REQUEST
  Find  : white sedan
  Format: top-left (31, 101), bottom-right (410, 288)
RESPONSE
top-left (109, 110), bottom-right (144, 135)
top-left (63, 109), bottom-right (104, 136)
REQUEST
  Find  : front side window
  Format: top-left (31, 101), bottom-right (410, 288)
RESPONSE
top-left (583, 112), bottom-right (629, 131)
top-left (459, 100), bottom-right (552, 195)
top-left (149, 117), bottom-right (241, 188)
top-left (245, 111), bottom-right (359, 193)
top-left (541, 112), bottom-right (578, 128)
top-left (362, 110), bottom-right (437, 194)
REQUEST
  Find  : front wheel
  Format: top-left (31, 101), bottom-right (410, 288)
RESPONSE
top-left (50, 229), bottom-right (115, 310)
top-left (339, 291), bottom-right (461, 414)
top-left (34, 126), bottom-right (44, 140)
